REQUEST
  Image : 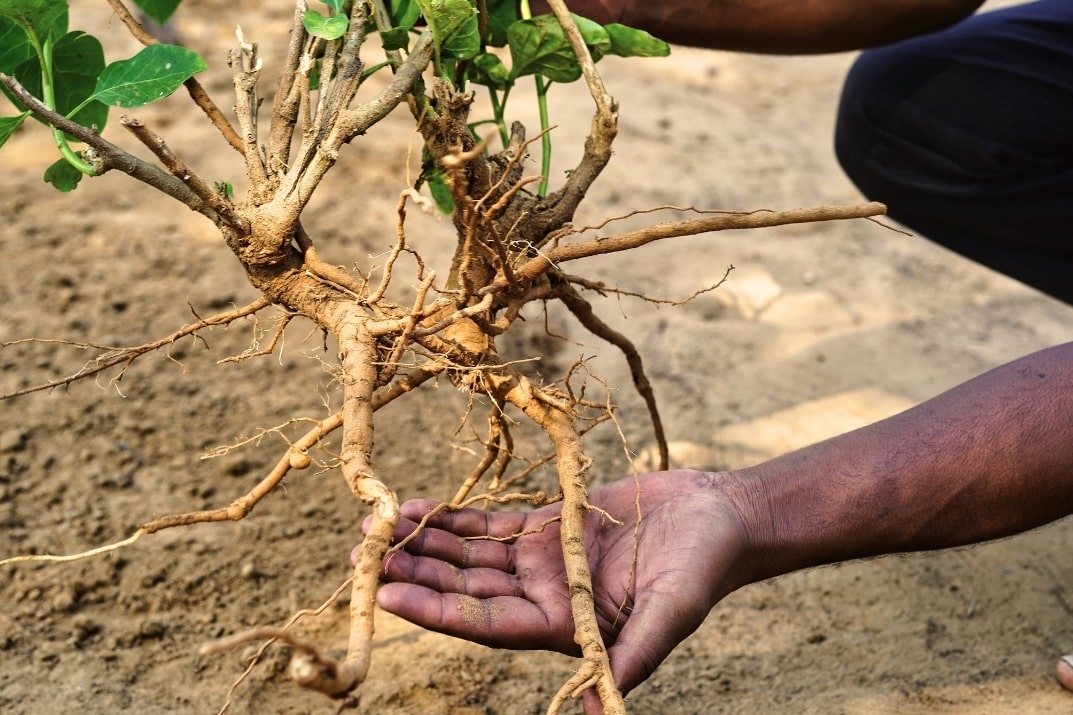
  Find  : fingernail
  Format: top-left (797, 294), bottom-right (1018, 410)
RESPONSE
top-left (1062, 655), bottom-right (1073, 669)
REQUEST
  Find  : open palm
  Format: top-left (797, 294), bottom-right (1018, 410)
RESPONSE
top-left (371, 470), bottom-right (750, 702)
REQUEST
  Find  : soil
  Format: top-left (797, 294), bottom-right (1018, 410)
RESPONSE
top-left (2, 2), bottom-right (1071, 714)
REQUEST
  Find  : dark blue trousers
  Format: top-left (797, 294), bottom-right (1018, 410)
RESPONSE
top-left (835, 0), bottom-right (1073, 305)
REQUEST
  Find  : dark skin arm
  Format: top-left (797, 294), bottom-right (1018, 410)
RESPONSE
top-left (734, 341), bottom-right (1073, 582)
top-left (532, 0), bottom-right (986, 53)
top-left (370, 342), bottom-right (1073, 712)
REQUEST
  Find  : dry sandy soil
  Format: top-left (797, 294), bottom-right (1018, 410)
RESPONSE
top-left (2, 2), bottom-right (1072, 714)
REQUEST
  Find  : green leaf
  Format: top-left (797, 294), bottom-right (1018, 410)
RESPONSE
top-left (575, 15), bottom-right (612, 59)
top-left (0, 0), bottom-right (67, 46)
top-left (426, 168), bottom-right (454, 214)
top-left (389, 0), bottom-right (420, 31)
top-left (90, 44), bottom-right (206, 108)
top-left (7, 31), bottom-right (107, 136)
top-left (483, 0), bottom-right (517, 48)
top-left (417, 0), bottom-right (479, 60)
top-left (50, 32), bottom-right (107, 130)
top-left (0, 111), bottom-right (29, 148)
top-left (466, 52), bottom-right (510, 89)
top-left (303, 9), bottom-right (349, 40)
top-left (320, 0), bottom-right (345, 12)
top-left (43, 155), bottom-right (82, 191)
top-left (131, 0), bottom-right (181, 25)
top-left (508, 14), bottom-right (610, 83)
top-left (604, 24), bottom-right (670, 58)
top-left (0, 17), bottom-right (34, 73)
top-left (380, 26), bottom-right (410, 51)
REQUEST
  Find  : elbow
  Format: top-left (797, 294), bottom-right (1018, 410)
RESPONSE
top-left (887, 0), bottom-right (987, 42)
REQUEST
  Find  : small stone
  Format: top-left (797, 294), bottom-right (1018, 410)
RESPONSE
top-left (0, 428), bottom-right (27, 453)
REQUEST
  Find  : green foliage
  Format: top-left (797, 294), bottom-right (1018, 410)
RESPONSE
top-left (43, 155), bottom-right (82, 190)
top-left (0, 0), bottom-right (667, 197)
top-left (0, 0), bottom-right (205, 188)
top-left (605, 23), bottom-right (671, 58)
top-left (0, 0), bottom-right (67, 46)
top-left (0, 18), bottom-right (36, 70)
top-left (303, 9), bottom-right (349, 40)
top-left (426, 168), bottom-right (456, 214)
top-left (90, 44), bottom-right (206, 108)
top-left (418, 0), bottom-right (480, 61)
top-left (388, 0), bottom-right (421, 31)
top-left (0, 111), bottom-right (28, 149)
top-left (482, 0), bottom-right (518, 48)
top-left (10, 31), bottom-right (108, 133)
top-left (467, 53), bottom-right (510, 90)
top-left (507, 14), bottom-right (609, 83)
top-left (131, 0), bottom-right (181, 25)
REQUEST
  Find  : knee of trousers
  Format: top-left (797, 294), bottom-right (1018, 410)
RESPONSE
top-left (833, 49), bottom-right (906, 204)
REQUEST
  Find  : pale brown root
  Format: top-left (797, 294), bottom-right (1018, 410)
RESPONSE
top-left (217, 312), bottom-right (295, 365)
top-left (484, 201), bottom-right (889, 295)
top-left (505, 374), bottom-right (625, 715)
top-left (555, 280), bottom-right (669, 471)
top-left (389, 492), bottom-right (557, 557)
top-left (211, 576), bottom-right (355, 715)
top-left (139, 411), bottom-right (344, 534)
top-left (273, 318), bottom-right (399, 699)
top-left (451, 410), bottom-right (508, 504)
top-left (548, 663), bottom-right (599, 715)
top-left (563, 264), bottom-right (734, 307)
top-left (202, 626), bottom-right (356, 699)
top-left (1, 298), bottom-right (270, 400)
top-left (0, 531), bottom-right (145, 567)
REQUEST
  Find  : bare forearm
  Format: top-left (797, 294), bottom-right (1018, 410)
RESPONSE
top-left (558, 0), bottom-right (986, 53)
top-left (728, 342), bottom-right (1073, 585)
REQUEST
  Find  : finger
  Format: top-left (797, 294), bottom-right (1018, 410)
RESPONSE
top-left (603, 589), bottom-right (706, 696)
top-left (360, 508), bottom-right (529, 571)
top-left (380, 548), bottom-right (525, 599)
top-left (392, 517), bottom-right (521, 571)
top-left (398, 499), bottom-right (533, 539)
top-left (582, 688), bottom-right (605, 715)
top-left (376, 582), bottom-right (573, 651)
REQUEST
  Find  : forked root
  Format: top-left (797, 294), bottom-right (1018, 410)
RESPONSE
top-left (503, 373), bottom-right (626, 715)
top-left (201, 476), bottom-right (398, 701)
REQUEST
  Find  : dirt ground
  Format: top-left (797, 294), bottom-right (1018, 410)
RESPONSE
top-left (2, 2), bottom-right (1072, 714)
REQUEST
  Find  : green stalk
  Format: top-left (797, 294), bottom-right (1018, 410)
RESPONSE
top-left (534, 74), bottom-right (551, 197)
top-left (486, 86), bottom-right (510, 148)
top-left (39, 36), bottom-right (96, 175)
top-left (517, 0), bottom-right (551, 196)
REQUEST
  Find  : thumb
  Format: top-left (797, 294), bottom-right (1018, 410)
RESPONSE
top-left (604, 590), bottom-right (707, 698)
top-left (577, 613), bottom-right (671, 715)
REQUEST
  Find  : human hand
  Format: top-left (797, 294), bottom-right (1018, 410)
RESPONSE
top-left (367, 469), bottom-right (750, 711)
top-left (528, 0), bottom-right (625, 26)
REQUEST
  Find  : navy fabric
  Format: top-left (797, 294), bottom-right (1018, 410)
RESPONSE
top-left (834, 0), bottom-right (1073, 304)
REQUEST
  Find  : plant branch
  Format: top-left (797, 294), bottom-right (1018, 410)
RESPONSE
top-left (274, 33), bottom-right (437, 215)
top-left (531, 0), bottom-right (617, 232)
top-left (273, 33), bottom-right (435, 222)
top-left (0, 72), bottom-right (218, 217)
top-left (120, 116), bottom-right (249, 232)
top-left (230, 29), bottom-right (270, 200)
top-left (104, 0), bottom-right (244, 153)
top-left (266, 2), bottom-right (309, 173)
